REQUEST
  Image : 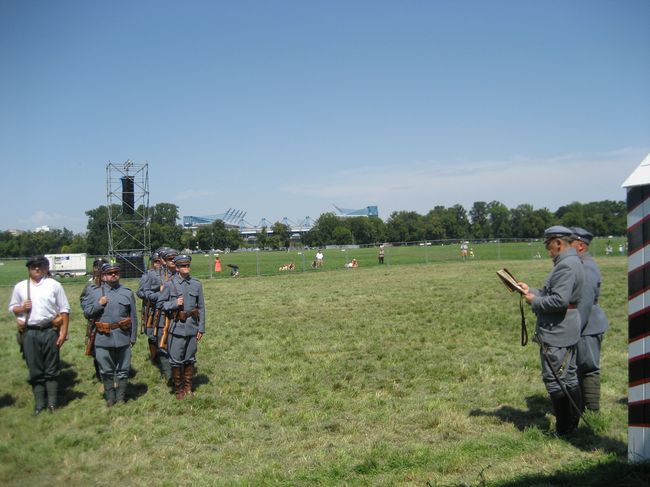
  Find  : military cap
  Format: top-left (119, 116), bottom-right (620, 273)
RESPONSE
top-left (173, 254), bottom-right (192, 264)
top-left (101, 262), bottom-right (120, 273)
top-left (26, 255), bottom-right (50, 268)
top-left (543, 225), bottom-right (573, 241)
top-left (150, 250), bottom-right (161, 260)
top-left (93, 258), bottom-right (108, 269)
top-left (161, 248), bottom-right (179, 260)
top-left (570, 227), bottom-right (594, 245)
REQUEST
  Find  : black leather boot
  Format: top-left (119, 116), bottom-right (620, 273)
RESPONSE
top-left (115, 379), bottom-right (128, 404)
top-left (550, 391), bottom-right (569, 435)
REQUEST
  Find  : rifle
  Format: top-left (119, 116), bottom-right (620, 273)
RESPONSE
top-left (140, 298), bottom-right (149, 335)
top-left (159, 278), bottom-right (182, 351)
top-left (85, 271), bottom-right (103, 356)
top-left (16, 274), bottom-right (30, 354)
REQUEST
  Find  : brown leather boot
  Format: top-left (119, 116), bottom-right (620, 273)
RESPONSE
top-left (171, 367), bottom-right (184, 400)
top-left (183, 364), bottom-right (194, 398)
top-left (148, 342), bottom-right (158, 365)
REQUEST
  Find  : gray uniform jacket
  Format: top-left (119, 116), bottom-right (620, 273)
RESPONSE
top-left (159, 274), bottom-right (205, 337)
top-left (82, 283), bottom-right (138, 347)
top-left (137, 268), bottom-right (164, 303)
top-left (579, 252), bottom-right (609, 336)
top-left (530, 247), bottom-right (584, 347)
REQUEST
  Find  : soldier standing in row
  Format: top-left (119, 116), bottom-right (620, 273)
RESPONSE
top-left (159, 254), bottom-right (205, 400)
top-left (153, 247), bottom-right (178, 385)
top-left (137, 250), bottom-right (164, 366)
top-left (570, 227), bottom-right (609, 412)
top-left (518, 226), bottom-right (584, 436)
top-left (80, 258), bottom-right (107, 383)
top-left (82, 263), bottom-right (137, 407)
top-left (9, 256), bottom-right (71, 415)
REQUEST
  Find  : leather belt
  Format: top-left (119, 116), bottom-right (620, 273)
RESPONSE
top-left (26, 323), bottom-right (53, 330)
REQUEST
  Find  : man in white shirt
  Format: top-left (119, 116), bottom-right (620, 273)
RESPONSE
top-left (9, 255), bottom-right (70, 415)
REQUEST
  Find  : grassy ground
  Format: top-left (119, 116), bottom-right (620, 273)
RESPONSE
top-left (0, 255), bottom-right (647, 486)
top-left (0, 237), bottom-right (627, 286)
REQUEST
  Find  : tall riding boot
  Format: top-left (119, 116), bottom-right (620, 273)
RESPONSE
top-left (45, 380), bottom-right (58, 411)
top-left (183, 364), bottom-right (194, 398)
top-left (159, 355), bottom-right (172, 386)
top-left (581, 375), bottom-right (600, 412)
top-left (32, 383), bottom-right (46, 416)
top-left (115, 379), bottom-right (128, 404)
top-left (172, 367), bottom-right (184, 400)
top-left (566, 386), bottom-right (582, 433)
top-left (550, 391), bottom-right (569, 435)
top-left (148, 342), bottom-right (158, 365)
top-left (103, 379), bottom-right (116, 407)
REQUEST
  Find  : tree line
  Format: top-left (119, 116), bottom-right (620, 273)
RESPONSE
top-left (0, 200), bottom-right (626, 257)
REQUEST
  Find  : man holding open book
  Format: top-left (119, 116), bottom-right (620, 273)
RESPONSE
top-left (517, 226), bottom-right (585, 436)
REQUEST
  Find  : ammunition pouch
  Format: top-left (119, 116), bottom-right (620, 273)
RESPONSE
top-left (95, 318), bottom-right (132, 334)
top-left (176, 308), bottom-right (199, 323)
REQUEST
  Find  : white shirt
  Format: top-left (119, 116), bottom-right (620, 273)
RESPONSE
top-left (316, 252), bottom-right (323, 260)
top-left (8, 277), bottom-right (71, 326)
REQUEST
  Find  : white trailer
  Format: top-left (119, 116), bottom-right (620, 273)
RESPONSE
top-left (45, 253), bottom-right (88, 278)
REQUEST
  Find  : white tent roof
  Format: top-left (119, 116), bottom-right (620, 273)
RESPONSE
top-left (622, 152), bottom-right (650, 188)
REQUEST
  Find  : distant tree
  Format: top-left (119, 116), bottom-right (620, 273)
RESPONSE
top-left (150, 203), bottom-right (179, 226)
top-left (332, 226), bottom-right (354, 245)
top-left (256, 226), bottom-right (269, 249)
top-left (386, 211), bottom-right (424, 242)
top-left (422, 209), bottom-right (446, 240)
top-left (443, 204), bottom-right (470, 239)
top-left (469, 201), bottom-right (489, 239)
top-left (85, 205), bottom-right (111, 254)
top-left (270, 222), bottom-right (291, 248)
top-left (195, 220), bottom-right (242, 251)
top-left (348, 217), bottom-right (374, 245)
top-left (487, 201), bottom-right (511, 238)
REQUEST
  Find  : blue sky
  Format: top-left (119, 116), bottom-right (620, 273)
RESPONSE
top-left (1, 0), bottom-right (648, 233)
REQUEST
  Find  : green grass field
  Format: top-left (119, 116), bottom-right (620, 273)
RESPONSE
top-left (0, 237), bottom-right (627, 287)
top-left (1, 253), bottom-right (647, 486)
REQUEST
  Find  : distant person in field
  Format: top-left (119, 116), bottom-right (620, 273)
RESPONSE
top-left (570, 227), bottom-right (609, 412)
top-left (618, 243), bottom-right (625, 255)
top-left (344, 258), bottom-right (358, 268)
top-left (214, 255), bottom-right (222, 273)
top-left (315, 250), bottom-right (324, 267)
top-left (227, 263), bottom-right (240, 277)
top-left (378, 245), bottom-right (385, 264)
top-left (9, 256), bottom-right (71, 415)
top-left (517, 226), bottom-right (584, 436)
top-left (460, 241), bottom-right (469, 260)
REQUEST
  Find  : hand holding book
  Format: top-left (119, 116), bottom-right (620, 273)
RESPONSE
top-left (496, 268), bottom-right (526, 295)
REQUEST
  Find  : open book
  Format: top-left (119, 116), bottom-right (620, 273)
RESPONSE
top-left (496, 268), bottom-right (526, 295)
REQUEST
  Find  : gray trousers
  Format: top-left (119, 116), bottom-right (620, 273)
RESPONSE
top-left (22, 328), bottom-right (60, 385)
top-left (95, 345), bottom-right (131, 381)
top-left (539, 344), bottom-right (578, 394)
top-left (576, 334), bottom-right (603, 378)
top-left (168, 333), bottom-right (197, 366)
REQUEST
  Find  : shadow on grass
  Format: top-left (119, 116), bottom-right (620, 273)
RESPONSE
top-left (489, 459), bottom-right (650, 487)
top-left (126, 382), bottom-right (148, 402)
top-left (0, 393), bottom-right (16, 408)
top-left (59, 360), bottom-right (86, 407)
top-left (470, 394), bottom-right (551, 432)
top-left (193, 373), bottom-right (210, 391)
top-left (469, 394), bottom-right (627, 456)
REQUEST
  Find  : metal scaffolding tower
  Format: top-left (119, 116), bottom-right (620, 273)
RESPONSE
top-left (106, 160), bottom-right (150, 277)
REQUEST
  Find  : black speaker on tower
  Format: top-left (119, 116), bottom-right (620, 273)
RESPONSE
top-left (121, 176), bottom-right (135, 214)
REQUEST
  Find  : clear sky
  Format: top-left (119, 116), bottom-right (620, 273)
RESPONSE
top-left (1, 0), bottom-right (648, 233)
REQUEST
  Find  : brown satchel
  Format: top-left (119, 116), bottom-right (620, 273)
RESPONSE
top-left (51, 314), bottom-right (64, 329)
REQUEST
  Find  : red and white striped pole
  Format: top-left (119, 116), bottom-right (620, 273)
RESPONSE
top-left (622, 152), bottom-right (650, 462)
